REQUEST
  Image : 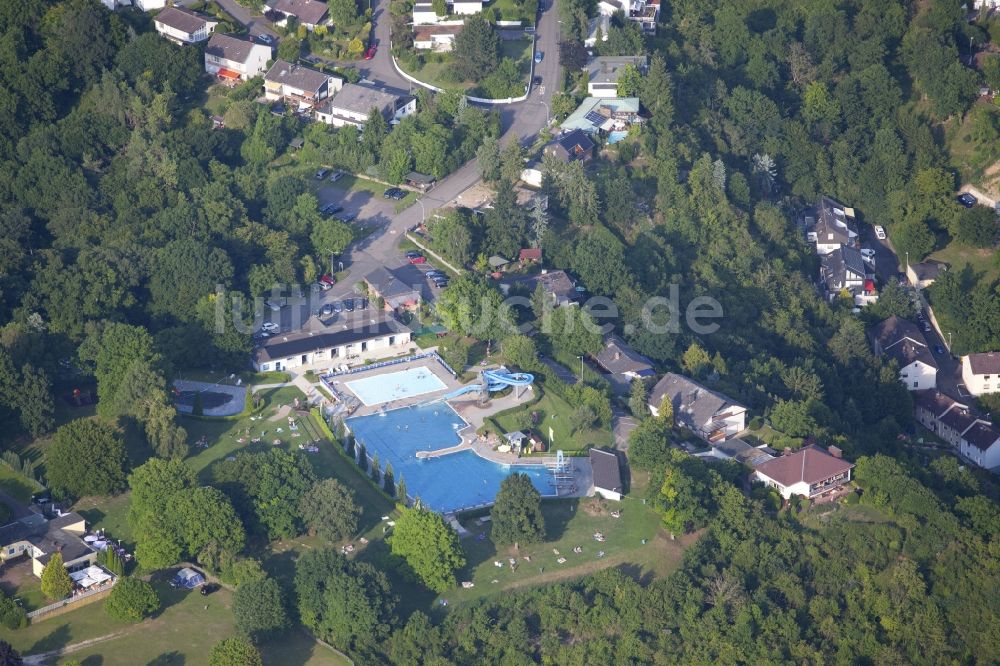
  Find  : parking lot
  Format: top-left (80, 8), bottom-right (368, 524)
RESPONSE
top-left (312, 173), bottom-right (412, 233)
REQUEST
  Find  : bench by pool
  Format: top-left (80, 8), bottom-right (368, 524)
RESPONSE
top-left (346, 403), bottom-right (554, 514)
top-left (345, 367), bottom-right (447, 406)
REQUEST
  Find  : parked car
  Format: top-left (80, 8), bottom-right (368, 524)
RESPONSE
top-left (957, 192), bottom-right (977, 208)
top-left (320, 274), bottom-right (336, 286)
top-left (321, 203), bottom-right (344, 216)
top-left (935, 344), bottom-right (945, 355)
top-left (364, 43), bottom-right (378, 60)
top-left (532, 75), bottom-right (542, 86)
top-left (534, 52), bottom-right (543, 63)
top-left (200, 583), bottom-right (218, 596)
top-left (318, 280), bottom-right (333, 291)
top-left (265, 300), bottom-right (283, 312)
top-left (922, 321), bottom-right (932, 332)
top-left (261, 322), bottom-right (280, 333)
top-left (336, 212), bottom-right (357, 223)
top-left (425, 270), bottom-right (445, 278)
top-left (320, 303), bottom-right (334, 316)
top-left (332, 301), bottom-right (343, 313)
top-left (343, 299), bottom-right (355, 312)
top-left (873, 225), bottom-right (886, 240)
top-left (315, 168), bottom-right (330, 180)
top-left (383, 187), bottom-right (407, 200)
top-left (354, 297), bottom-right (367, 310)
top-left (408, 254), bottom-right (427, 264)
top-left (432, 276), bottom-right (449, 287)
top-left (860, 248), bottom-right (875, 262)
top-left (329, 170), bottom-right (345, 182)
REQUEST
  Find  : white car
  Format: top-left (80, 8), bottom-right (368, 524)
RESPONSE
top-left (261, 322), bottom-right (280, 334)
top-left (860, 248), bottom-right (876, 262)
top-left (874, 225), bottom-right (886, 240)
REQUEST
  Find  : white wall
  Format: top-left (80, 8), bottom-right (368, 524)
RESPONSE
top-left (960, 439), bottom-right (1000, 469)
top-left (962, 356), bottom-right (1000, 395)
top-left (754, 472), bottom-right (810, 500)
top-left (899, 360), bottom-right (937, 391)
top-left (256, 333), bottom-right (413, 372)
top-left (451, 0), bottom-right (483, 14)
top-left (135, 0), bottom-right (167, 10)
top-left (155, 20), bottom-right (217, 44)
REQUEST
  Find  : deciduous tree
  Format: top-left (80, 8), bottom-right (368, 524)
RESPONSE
top-left (491, 473), bottom-right (546, 545)
top-left (46, 419), bottom-right (127, 498)
top-left (390, 507), bottom-right (465, 592)
top-left (105, 577), bottom-right (159, 622)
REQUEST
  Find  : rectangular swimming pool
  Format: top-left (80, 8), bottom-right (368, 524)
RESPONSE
top-left (346, 403), bottom-right (555, 514)
top-left (344, 366), bottom-right (447, 406)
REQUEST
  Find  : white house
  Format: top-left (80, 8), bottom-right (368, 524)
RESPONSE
top-left (154, 7), bottom-right (218, 45)
top-left (648, 373), bottom-right (747, 443)
top-left (0, 512), bottom-right (100, 578)
top-left (961, 352), bottom-right (1000, 395)
top-left (807, 196), bottom-right (859, 255)
top-left (958, 421), bottom-right (1000, 469)
top-left (134, 0), bottom-right (167, 10)
top-left (597, 0), bottom-right (659, 33)
top-left (451, 0), bottom-right (484, 14)
top-left (906, 261), bottom-right (945, 289)
top-left (204, 34), bottom-right (273, 83)
top-left (754, 445), bottom-right (854, 500)
top-left (589, 448), bottom-right (623, 501)
top-left (253, 317), bottom-right (413, 372)
top-left (413, 25), bottom-right (463, 51)
top-left (913, 390), bottom-right (1000, 470)
top-left (820, 245), bottom-right (868, 301)
top-left (315, 83), bottom-right (416, 128)
top-left (586, 56), bottom-right (647, 98)
top-left (413, 2), bottom-right (442, 23)
top-left (264, 0), bottom-right (329, 29)
top-left (264, 60), bottom-right (342, 109)
top-left (869, 316), bottom-right (938, 391)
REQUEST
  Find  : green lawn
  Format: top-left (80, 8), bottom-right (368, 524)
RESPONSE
top-left (487, 386), bottom-right (613, 452)
top-left (398, 39), bottom-right (533, 97)
top-left (442, 474), bottom-right (688, 609)
top-left (490, 0), bottom-right (537, 24)
top-left (74, 492), bottom-right (134, 548)
top-left (926, 241), bottom-right (999, 353)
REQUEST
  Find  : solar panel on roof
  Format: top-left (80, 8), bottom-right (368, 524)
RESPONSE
top-left (584, 110), bottom-right (605, 125)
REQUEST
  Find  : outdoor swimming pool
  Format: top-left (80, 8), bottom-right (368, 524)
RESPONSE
top-left (346, 403), bottom-right (555, 514)
top-left (345, 366), bottom-right (447, 406)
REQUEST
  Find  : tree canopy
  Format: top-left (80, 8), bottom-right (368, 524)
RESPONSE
top-left (490, 473), bottom-right (546, 546)
top-left (390, 507), bottom-right (466, 593)
top-left (46, 419), bottom-right (127, 498)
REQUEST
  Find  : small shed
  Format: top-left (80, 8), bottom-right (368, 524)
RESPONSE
top-left (590, 448), bottom-right (623, 501)
top-left (488, 256), bottom-right (510, 273)
top-left (405, 171), bottom-right (436, 191)
top-left (288, 137), bottom-right (305, 150)
top-left (504, 431), bottom-right (528, 452)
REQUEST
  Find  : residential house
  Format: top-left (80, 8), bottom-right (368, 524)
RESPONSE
top-left (907, 261), bottom-right (946, 289)
top-left (364, 266), bottom-right (422, 312)
top-left (264, 0), bottom-right (329, 29)
top-left (504, 269), bottom-right (578, 307)
top-left (806, 196), bottom-right (858, 255)
top-left (912, 390), bottom-right (1000, 469)
top-left (413, 3), bottom-right (443, 24)
top-left (703, 437), bottom-right (775, 467)
top-left (253, 317), bottom-right (413, 371)
top-left (405, 172), bottom-right (436, 191)
top-left (204, 34), bottom-right (273, 83)
top-left (962, 352), bottom-right (1000, 395)
top-left (154, 6), bottom-right (218, 44)
top-left (959, 421), bottom-right (1000, 469)
top-left (0, 512), bottom-right (98, 578)
top-left (315, 83), bottom-right (416, 128)
top-left (597, 0), bottom-right (659, 33)
top-left (519, 248), bottom-right (542, 264)
top-left (753, 445), bottom-right (854, 500)
top-left (589, 448), bottom-right (623, 501)
top-left (412, 24), bottom-right (464, 51)
top-left (820, 245), bottom-right (867, 300)
top-left (264, 60), bottom-right (342, 110)
top-left (560, 97), bottom-right (641, 135)
top-left (584, 14), bottom-right (610, 48)
top-left (543, 129), bottom-right (595, 163)
top-left (593, 335), bottom-right (655, 385)
top-left (451, 0), bottom-right (484, 14)
top-left (647, 373), bottom-right (747, 444)
top-left (869, 315), bottom-right (938, 390)
top-left (135, 0), bottom-right (167, 10)
top-left (587, 56), bottom-right (648, 98)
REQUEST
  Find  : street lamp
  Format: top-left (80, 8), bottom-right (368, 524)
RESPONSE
top-left (577, 355), bottom-right (584, 380)
top-left (948, 331), bottom-right (953, 349)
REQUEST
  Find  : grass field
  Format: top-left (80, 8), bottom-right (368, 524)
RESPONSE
top-left (487, 386), bottom-right (613, 452)
top-left (0, 464), bottom-right (42, 502)
top-left (5, 578), bottom-right (348, 666)
top-left (399, 39), bottom-right (533, 97)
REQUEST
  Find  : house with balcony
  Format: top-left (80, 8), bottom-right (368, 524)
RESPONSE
top-left (587, 56), bottom-right (648, 98)
top-left (413, 24), bottom-right (464, 51)
top-left (264, 0), bottom-right (329, 29)
top-left (264, 60), bottom-right (342, 111)
top-left (820, 244), bottom-right (869, 301)
top-left (0, 511), bottom-right (98, 577)
top-left (204, 34), bottom-right (273, 83)
top-left (912, 390), bottom-right (1000, 469)
top-left (593, 334), bottom-right (655, 388)
top-left (869, 316), bottom-right (938, 391)
top-left (543, 129), bottom-right (595, 163)
top-left (253, 317), bottom-right (412, 372)
top-left (315, 83), bottom-right (416, 128)
top-left (647, 373), bottom-right (747, 444)
top-left (806, 196), bottom-right (859, 255)
top-left (753, 445), bottom-right (854, 500)
top-left (560, 97), bottom-right (641, 136)
top-left (597, 0), bottom-right (659, 33)
top-left (154, 6), bottom-right (218, 44)
top-left (961, 352), bottom-right (1000, 395)
top-left (502, 269), bottom-right (579, 307)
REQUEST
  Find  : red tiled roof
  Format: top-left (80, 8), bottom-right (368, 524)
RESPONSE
top-left (519, 248), bottom-right (542, 262)
top-left (217, 68), bottom-right (241, 79)
top-left (754, 445), bottom-right (854, 488)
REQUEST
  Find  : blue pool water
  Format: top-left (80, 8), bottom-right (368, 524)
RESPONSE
top-left (607, 130), bottom-right (628, 144)
top-left (345, 367), bottom-right (447, 406)
top-left (346, 403), bottom-right (555, 513)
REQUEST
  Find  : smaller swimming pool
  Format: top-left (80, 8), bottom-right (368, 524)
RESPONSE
top-left (607, 130), bottom-right (629, 144)
top-left (345, 366), bottom-right (447, 406)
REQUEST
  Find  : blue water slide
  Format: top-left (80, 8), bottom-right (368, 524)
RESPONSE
top-left (436, 384), bottom-right (484, 401)
top-left (482, 369), bottom-right (534, 391)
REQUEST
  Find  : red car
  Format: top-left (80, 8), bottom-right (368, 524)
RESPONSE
top-left (364, 44), bottom-right (377, 60)
top-left (408, 255), bottom-right (427, 264)
top-left (320, 274), bottom-right (336, 285)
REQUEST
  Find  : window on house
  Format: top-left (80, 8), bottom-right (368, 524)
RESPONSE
top-left (913, 382), bottom-right (918, 387)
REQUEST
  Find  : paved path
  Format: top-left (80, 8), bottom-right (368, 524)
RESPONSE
top-left (612, 409), bottom-right (639, 452)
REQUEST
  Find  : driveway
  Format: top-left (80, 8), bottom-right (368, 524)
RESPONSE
top-left (613, 409), bottom-right (638, 452)
top-left (213, 0), bottom-right (279, 40)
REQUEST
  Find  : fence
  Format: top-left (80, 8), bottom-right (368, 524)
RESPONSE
top-left (404, 231), bottom-right (464, 275)
top-left (27, 580), bottom-right (117, 622)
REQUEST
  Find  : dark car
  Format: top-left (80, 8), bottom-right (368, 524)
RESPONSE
top-left (532, 76), bottom-right (542, 86)
top-left (343, 299), bottom-right (355, 312)
top-left (332, 301), bottom-right (343, 313)
top-left (315, 168), bottom-right (330, 180)
top-left (336, 212), bottom-right (357, 223)
top-left (425, 270), bottom-right (445, 278)
top-left (320, 303), bottom-right (334, 316)
top-left (383, 187), bottom-right (407, 200)
top-left (957, 193), bottom-right (977, 208)
top-left (354, 297), bottom-right (367, 310)
top-left (200, 583), bottom-right (218, 596)
top-left (935, 344), bottom-right (945, 355)
top-left (321, 203), bottom-right (344, 216)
